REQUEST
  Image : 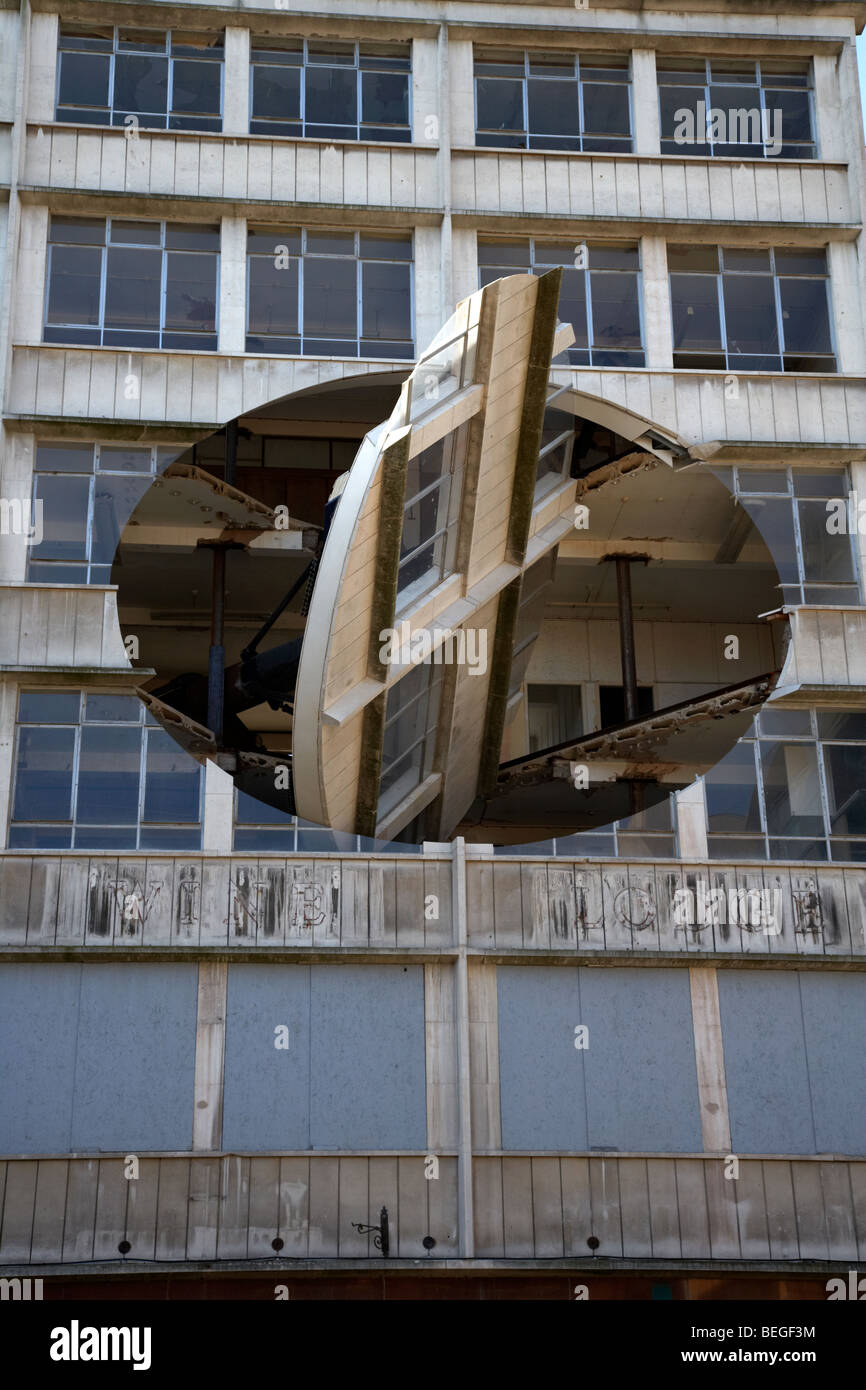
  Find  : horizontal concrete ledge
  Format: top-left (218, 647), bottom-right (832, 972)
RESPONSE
top-left (0, 1256), bottom-right (859, 1279)
top-left (452, 210), bottom-right (862, 241)
top-left (447, 19), bottom-right (855, 52)
top-left (0, 666), bottom-right (146, 680)
top-left (0, 947), bottom-right (459, 965)
top-left (18, 186), bottom-right (445, 227)
top-left (28, 122), bottom-right (440, 156)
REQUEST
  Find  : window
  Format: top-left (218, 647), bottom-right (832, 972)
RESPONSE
top-left (535, 387), bottom-right (576, 495)
top-left (704, 708), bottom-right (866, 862)
top-left (56, 26), bottom-right (223, 131)
top-left (10, 691), bottom-right (203, 849)
top-left (478, 239), bottom-right (645, 368)
top-left (474, 49), bottom-right (631, 153)
top-left (250, 39), bottom-right (410, 142)
top-left (232, 790), bottom-right (420, 853)
top-left (246, 228), bottom-right (413, 358)
top-left (378, 663), bottom-right (443, 820)
top-left (527, 685), bottom-right (583, 751)
top-left (498, 798), bottom-right (677, 859)
top-left (27, 443), bottom-right (180, 585)
top-left (657, 58), bottom-right (814, 159)
top-left (712, 466), bottom-right (859, 606)
top-left (668, 245), bottom-right (835, 373)
top-left (45, 218), bottom-right (220, 351)
top-left (397, 426), bottom-right (468, 607)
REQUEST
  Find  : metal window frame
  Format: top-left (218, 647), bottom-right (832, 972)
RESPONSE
top-left (528, 237), bottom-right (646, 368)
top-left (656, 56), bottom-right (815, 160)
top-left (55, 24), bottom-right (224, 128)
top-left (472, 47), bottom-right (632, 152)
top-left (248, 37), bottom-right (412, 142)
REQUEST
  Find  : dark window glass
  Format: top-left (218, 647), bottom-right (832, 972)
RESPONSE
top-left (91, 476), bottom-right (152, 566)
top-left (144, 728), bottom-right (201, 822)
top-left (164, 251), bottom-right (217, 333)
top-left (670, 274), bottom-right (722, 353)
top-left (816, 711), bottom-right (866, 741)
top-left (85, 694), bottom-right (142, 721)
top-left (58, 51), bottom-right (111, 110)
top-left (582, 83), bottom-right (630, 135)
top-left (46, 246), bottom-right (102, 326)
top-left (306, 65), bottom-right (356, 128)
top-left (738, 497), bottom-right (799, 583)
top-left (104, 247), bottom-right (162, 330)
top-left (171, 58), bottom-right (221, 115)
top-left (475, 49), bottom-right (631, 151)
top-left (362, 261), bottom-right (412, 342)
top-left (759, 740), bottom-right (823, 836)
top-left (77, 725), bottom-right (141, 824)
top-left (18, 692), bottom-right (81, 723)
top-left (361, 70), bottom-right (409, 127)
top-left (13, 728), bottom-right (75, 822)
top-left (114, 53), bottom-right (168, 114)
top-left (248, 256), bottom-right (299, 337)
top-left (250, 41), bottom-right (409, 141)
top-left (722, 273), bottom-right (778, 356)
top-left (779, 278), bottom-right (832, 355)
top-left (31, 474), bottom-right (90, 562)
top-left (303, 258), bottom-right (356, 338)
top-left (57, 26), bottom-right (223, 130)
top-left (704, 742), bottom-right (762, 832)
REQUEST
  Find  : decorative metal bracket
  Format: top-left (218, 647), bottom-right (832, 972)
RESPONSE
top-left (352, 1205), bottom-right (390, 1257)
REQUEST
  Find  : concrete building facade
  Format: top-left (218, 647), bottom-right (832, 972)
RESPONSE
top-left (0, 0), bottom-right (865, 1298)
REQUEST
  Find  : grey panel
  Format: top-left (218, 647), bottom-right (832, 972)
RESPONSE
top-left (223, 964), bottom-right (312, 1151)
top-left (498, 966), bottom-right (701, 1152)
top-left (800, 973), bottom-right (866, 1156)
top-left (71, 964), bottom-right (197, 1151)
top-left (0, 964), bottom-right (79, 1151)
top-left (718, 971), bottom-right (815, 1155)
top-left (310, 965), bottom-right (426, 1150)
top-left (581, 968), bottom-right (702, 1153)
top-left (498, 967), bottom-right (587, 1151)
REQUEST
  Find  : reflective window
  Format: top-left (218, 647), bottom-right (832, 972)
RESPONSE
top-left (478, 239), bottom-right (644, 368)
top-left (378, 663), bottom-right (444, 819)
top-left (56, 26), bottom-right (224, 131)
top-left (474, 49), bottom-right (631, 153)
top-left (705, 708), bottom-right (866, 862)
top-left (657, 57), bottom-right (814, 160)
top-left (232, 790), bottom-right (420, 853)
top-left (10, 692), bottom-right (203, 849)
top-left (27, 443), bottom-right (180, 585)
top-left (250, 39), bottom-right (410, 142)
top-left (669, 245), bottom-right (835, 373)
top-left (246, 227), bottom-right (413, 358)
top-left (727, 466), bottom-right (859, 607)
top-left (397, 426), bottom-right (468, 607)
top-left (45, 218), bottom-right (219, 351)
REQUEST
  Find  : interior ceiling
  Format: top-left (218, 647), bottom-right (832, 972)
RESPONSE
top-left (547, 556), bottom-right (779, 622)
top-left (242, 375), bottom-right (405, 427)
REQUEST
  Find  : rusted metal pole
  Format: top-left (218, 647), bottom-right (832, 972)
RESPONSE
top-left (615, 555), bottom-right (638, 723)
top-left (207, 546), bottom-right (226, 741)
top-left (224, 418), bottom-right (238, 487)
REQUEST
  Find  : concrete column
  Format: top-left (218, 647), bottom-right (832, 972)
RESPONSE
top-left (689, 967), bottom-right (731, 1152)
top-left (0, 431), bottom-right (35, 583)
top-left (811, 53), bottom-right (845, 163)
top-left (827, 240), bottom-right (866, 375)
top-left (0, 12), bottom-right (20, 124)
top-left (412, 36), bottom-right (440, 146)
top-left (452, 225), bottom-right (478, 309)
top-left (449, 39), bottom-right (475, 148)
top-left (0, 678), bottom-right (18, 845)
top-left (26, 12), bottom-right (58, 125)
top-left (13, 204), bottom-right (48, 346)
top-left (451, 835), bottom-right (475, 1257)
top-left (192, 961), bottom-right (228, 1151)
top-left (223, 27), bottom-right (250, 137)
top-left (203, 758), bottom-right (234, 854)
top-left (848, 460), bottom-right (866, 591)
top-left (677, 779), bottom-right (709, 860)
top-left (631, 49), bottom-right (660, 155)
top-left (640, 234), bottom-right (673, 370)
top-left (414, 223), bottom-right (443, 354)
top-left (217, 215), bottom-right (247, 354)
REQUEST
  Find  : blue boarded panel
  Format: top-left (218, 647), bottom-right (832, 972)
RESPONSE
top-left (800, 972), bottom-right (866, 1156)
top-left (71, 964), bottom-right (197, 1150)
top-left (222, 964), bottom-right (312, 1151)
top-left (498, 966), bottom-right (701, 1152)
top-left (580, 968), bottom-right (702, 1152)
top-left (498, 966), bottom-right (587, 1151)
top-left (0, 964), bottom-right (79, 1151)
top-left (718, 971), bottom-right (815, 1155)
top-left (310, 965), bottom-right (426, 1149)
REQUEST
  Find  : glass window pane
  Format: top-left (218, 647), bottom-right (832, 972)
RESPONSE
top-left (816, 711), bottom-right (866, 741)
top-left (18, 691), bottom-right (80, 723)
top-left (35, 444), bottom-right (94, 473)
top-left (670, 273), bottom-right (722, 352)
top-left (144, 728), bottom-right (201, 822)
top-left (581, 82), bottom-right (630, 136)
top-left (303, 258), bottom-right (357, 338)
top-left (759, 740), bottom-right (824, 836)
top-left (476, 77), bottom-right (524, 133)
top-left (557, 267), bottom-right (588, 349)
top-left (248, 257), bottom-right (299, 336)
top-left (114, 54), bottom-right (169, 114)
top-left (46, 245), bottom-right (102, 325)
top-left (659, 86), bottom-right (706, 144)
top-left (589, 271), bottom-right (642, 348)
top-left (772, 89), bottom-right (812, 143)
top-left (58, 51), bottom-right (110, 109)
top-left (526, 78), bottom-right (580, 137)
top-left (361, 70), bottom-right (408, 126)
top-left (361, 261), bottom-right (411, 341)
top-left (704, 742), bottom-right (762, 831)
top-left (305, 66), bottom-right (357, 127)
top-left (171, 58), bottom-right (221, 116)
top-left (821, 744), bottom-right (866, 834)
top-left (91, 476), bottom-right (153, 565)
top-left (252, 64), bottom-right (301, 121)
top-left (13, 728), bottom-right (75, 822)
top-left (722, 273), bottom-right (778, 355)
top-left (164, 251), bottom-right (218, 332)
top-left (98, 447), bottom-right (153, 473)
top-left (738, 497), bottom-right (799, 582)
top-left (797, 498), bottom-right (856, 583)
top-left (779, 278), bottom-right (832, 355)
top-left (758, 709), bottom-right (812, 736)
top-left (77, 725), bottom-right (141, 824)
top-left (31, 474), bottom-right (90, 562)
top-left (85, 694), bottom-right (142, 722)
top-left (165, 224), bottom-right (220, 251)
top-left (104, 247), bottom-right (162, 329)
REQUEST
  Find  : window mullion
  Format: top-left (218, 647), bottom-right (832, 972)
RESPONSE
top-left (716, 260), bottom-right (728, 369)
top-left (71, 697), bottom-right (84, 835)
top-left (98, 237), bottom-right (108, 346)
top-left (137, 722), bottom-right (148, 846)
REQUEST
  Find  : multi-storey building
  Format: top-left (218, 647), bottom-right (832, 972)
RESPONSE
top-left (0, 0), bottom-right (865, 1300)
